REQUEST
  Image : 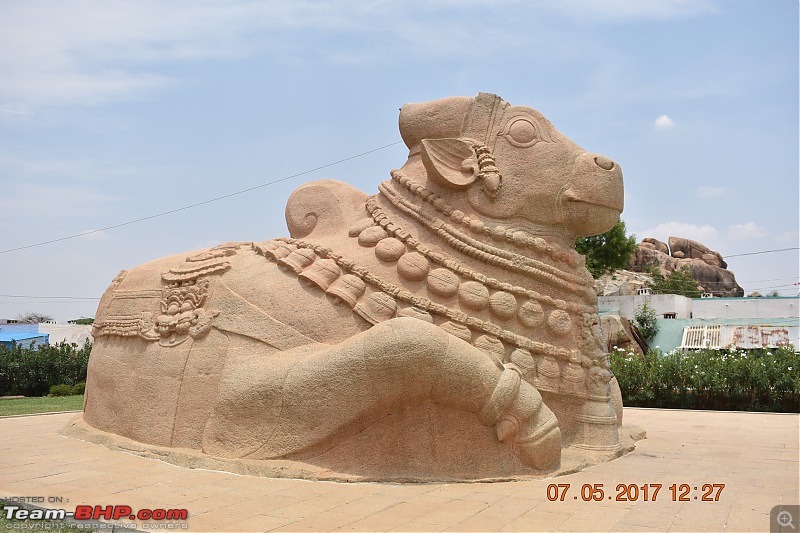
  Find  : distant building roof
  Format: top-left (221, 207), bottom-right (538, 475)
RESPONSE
top-left (0, 332), bottom-right (49, 342)
top-left (680, 324), bottom-right (799, 350)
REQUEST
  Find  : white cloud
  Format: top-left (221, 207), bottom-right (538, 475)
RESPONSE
top-left (0, 1), bottom-right (352, 108)
top-left (696, 185), bottom-right (729, 198)
top-left (641, 221), bottom-right (719, 247)
top-left (0, 151), bottom-right (149, 185)
top-left (654, 114), bottom-right (674, 130)
top-left (0, 183), bottom-right (122, 220)
top-left (541, 0), bottom-right (717, 20)
top-left (0, 0), bottom-right (720, 111)
top-left (0, 105), bottom-right (33, 119)
top-left (728, 222), bottom-right (766, 240)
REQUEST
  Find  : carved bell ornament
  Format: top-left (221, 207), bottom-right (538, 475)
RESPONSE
top-left (325, 274), bottom-right (366, 308)
top-left (298, 258), bottom-right (341, 290)
top-left (278, 248), bottom-right (317, 274)
top-left (474, 334), bottom-right (505, 359)
top-left (264, 242), bottom-right (296, 260)
top-left (397, 306), bottom-right (434, 323)
top-left (354, 292), bottom-right (398, 325)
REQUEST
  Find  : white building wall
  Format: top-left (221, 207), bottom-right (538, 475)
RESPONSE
top-left (599, 295), bottom-right (800, 322)
top-left (691, 297), bottom-right (799, 320)
top-left (37, 324), bottom-right (93, 345)
top-left (598, 294), bottom-right (693, 320)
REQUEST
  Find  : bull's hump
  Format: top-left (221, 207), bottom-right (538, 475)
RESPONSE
top-left (285, 180), bottom-right (369, 240)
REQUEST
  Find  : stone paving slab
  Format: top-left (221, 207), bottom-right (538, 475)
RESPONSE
top-left (0, 408), bottom-right (797, 532)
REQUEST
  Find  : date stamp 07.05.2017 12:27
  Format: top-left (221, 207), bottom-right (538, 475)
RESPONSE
top-left (546, 483), bottom-right (725, 502)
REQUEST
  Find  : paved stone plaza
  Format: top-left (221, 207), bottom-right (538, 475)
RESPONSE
top-left (1, 408), bottom-right (797, 532)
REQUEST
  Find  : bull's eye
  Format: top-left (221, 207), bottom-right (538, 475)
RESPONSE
top-left (500, 117), bottom-right (540, 147)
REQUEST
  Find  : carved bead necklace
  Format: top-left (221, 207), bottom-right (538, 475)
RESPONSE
top-left (363, 196), bottom-right (596, 316)
top-left (390, 169), bottom-right (585, 269)
top-left (252, 237), bottom-right (604, 398)
top-left (261, 238), bottom-right (576, 361)
top-left (376, 181), bottom-right (596, 299)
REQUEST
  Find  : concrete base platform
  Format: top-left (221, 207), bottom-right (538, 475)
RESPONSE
top-left (60, 414), bottom-right (647, 483)
top-left (1, 408), bottom-right (797, 532)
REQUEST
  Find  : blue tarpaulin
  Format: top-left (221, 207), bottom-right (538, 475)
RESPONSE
top-left (0, 330), bottom-right (50, 349)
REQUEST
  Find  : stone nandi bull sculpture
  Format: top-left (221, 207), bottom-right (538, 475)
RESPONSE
top-left (78, 93), bottom-right (634, 481)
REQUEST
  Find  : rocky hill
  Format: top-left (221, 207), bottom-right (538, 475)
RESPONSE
top-left (626, 236), bottom-right (744, 297)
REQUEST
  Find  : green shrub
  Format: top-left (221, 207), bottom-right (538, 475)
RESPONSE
top-left (49, 384), bottom-right (74, 397)
top-left (48, 381), bottom-right (85, 396)
top-left (0, 339), bottom-right (92, 397)
top-left (611, 346), bottom-right (799, 412)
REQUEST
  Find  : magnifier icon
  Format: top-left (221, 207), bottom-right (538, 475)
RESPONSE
top-left (778, 510), bottom-right (796, 529)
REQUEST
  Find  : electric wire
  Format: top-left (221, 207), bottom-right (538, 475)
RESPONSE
top-left (723, 247), bottom-right (799, 258)
top-left (0, 141), bottom-right (403, 255)
top-left (0, 295), bottom-right (100, 300)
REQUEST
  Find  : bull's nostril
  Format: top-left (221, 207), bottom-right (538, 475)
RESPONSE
top-left (594, 156), bottom-right (615, 171)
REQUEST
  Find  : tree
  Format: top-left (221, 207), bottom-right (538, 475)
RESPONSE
top-left (16, 312), bottom-right (54, 323)
top-left (575, 219), bottom-right (638, 278)
top-left (633, 302), bottom-right (659, 343)
top-left (649, 266), bottom-right (702, 298)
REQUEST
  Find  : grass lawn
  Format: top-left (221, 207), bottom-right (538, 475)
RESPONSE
top-left (0, 395), bottom-right (84, 416)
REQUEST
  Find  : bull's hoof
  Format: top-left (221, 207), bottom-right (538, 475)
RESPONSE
top-left (514, 415), bottom-right (561, 470)
top-left (484, 364), bottom-right (563, 470)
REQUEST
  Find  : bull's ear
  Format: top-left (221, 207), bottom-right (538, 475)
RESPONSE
top-left (420, 138), bottom-right (479, 189)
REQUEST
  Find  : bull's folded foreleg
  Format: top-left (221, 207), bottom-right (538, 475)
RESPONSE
top-left (202, 317), bottom-right (560, 470)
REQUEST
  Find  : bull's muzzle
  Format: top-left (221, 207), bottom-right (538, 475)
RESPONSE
top-left (560, 152), bottom-right (624, 237)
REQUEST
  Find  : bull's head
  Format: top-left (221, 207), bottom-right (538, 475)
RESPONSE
top-left (398, 93), bottom-right (623, 241)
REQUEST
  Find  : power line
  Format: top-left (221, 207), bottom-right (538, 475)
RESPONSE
top-left (724, 247), bottom-right (799, 258)
top-left (749, 283), bottom-right (798, 291)
top-left (739, 276), bottom-right (799, 283)
top-left (0, 295), bottom-right (100, 300)
top-left (0, 301), bottom-right (100, 305)
top-left (0, 141), bottom-right (403, 255)
top-left (698, 279), bottom-right (798, 287)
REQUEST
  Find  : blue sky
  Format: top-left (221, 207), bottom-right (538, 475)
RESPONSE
top-left (0, 0), bottom-right (797, 321)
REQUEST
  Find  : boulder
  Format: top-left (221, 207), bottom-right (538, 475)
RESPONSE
top-left (601, 315), bottom-right (644, 357)
top-left (669, 237), bottom-right (727, 268)
top-left (642, 237), bottom-right (668, 255)
top-left (594, 270), bottom-right (654, 297)
top-left (628, 236), bottom-right (743, 297)
top-left (682, 260), bottom-right (743, 297)
top-left (629, 246), bottom-right (679, 275)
